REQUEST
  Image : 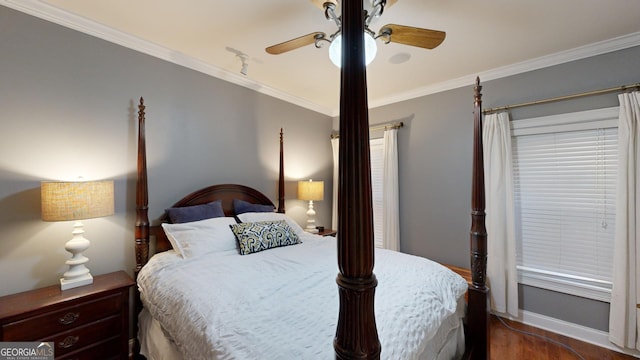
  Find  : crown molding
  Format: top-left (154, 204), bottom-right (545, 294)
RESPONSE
top-left (1, 0), bottom-right (334, 116)
top-left (4, 0), bottom-right (639, 118)
top-left (369, 31), bottom-right (640, 111)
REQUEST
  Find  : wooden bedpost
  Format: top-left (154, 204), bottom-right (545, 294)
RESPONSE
top-left (134, 97), bottom-right (150, 357)
top-left (334, 0), bottom-right (381, 359)
top-left (135, 97), bottom-right (150, 275)
top-left (278, 128), bottom-right (285, 213)
top-left (467, 77), bottom-right (490, 359)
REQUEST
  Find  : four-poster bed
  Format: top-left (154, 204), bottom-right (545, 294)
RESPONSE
top-left (132, 76), bottom-right (489, 360)
top-left (133, 1), bottom-right (489, 358)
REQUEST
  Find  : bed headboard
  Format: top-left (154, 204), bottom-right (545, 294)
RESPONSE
top-left (149, 184), bottom-right (278, 253)
top-left (134, 98), bottom-right (286, 270)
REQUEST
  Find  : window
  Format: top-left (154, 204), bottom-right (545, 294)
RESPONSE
top-left (511, 107), bottom-right (618, 302)
top-left (332, 131), bottom-right (399, 250)
top-left (370, 138), bottom-right (384, 249)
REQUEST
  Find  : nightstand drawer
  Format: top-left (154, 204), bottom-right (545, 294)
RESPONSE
top-left (49, 315), bottom-right (121, 357)
top-left (0, 271), bottom-right (133, 360)
top-left (57, 336), bottom-right (120, 360)
top-left (2, 293), bottom-right (122, 341)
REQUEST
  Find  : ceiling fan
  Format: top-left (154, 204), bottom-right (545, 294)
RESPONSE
top-left (265, 0), bottom-right (446, 66)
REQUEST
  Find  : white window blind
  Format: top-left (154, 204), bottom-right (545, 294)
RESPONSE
top-left (511, 107), bottom-right (618, 302)
top-left (370, 138), bottom-right (384, 249)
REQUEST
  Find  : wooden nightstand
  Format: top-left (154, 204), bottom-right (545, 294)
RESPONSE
top-left (0, 271), bottom-right (134, 360)
top-left (317, 229), bottom-right (337, 237)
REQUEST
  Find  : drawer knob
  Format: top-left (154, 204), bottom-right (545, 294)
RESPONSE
top-left (58, 335), bottom-right (79, 349)
top-left (59, 312), bottom-right (80, 325)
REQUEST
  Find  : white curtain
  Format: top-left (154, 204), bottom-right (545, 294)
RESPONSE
top-left (330, 130), bottom-right (401, 251)
top-left (331, 137), bottom-right (339, 230)
top-left (610, 91), bottom-right (640, 350)
top-left (483, 112), bottom-right (519, 317)
top-left (383, 128), bottom-right (400, 251)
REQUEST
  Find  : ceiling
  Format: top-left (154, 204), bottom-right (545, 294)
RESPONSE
top-left (5, 0), bottom-right (640, 116)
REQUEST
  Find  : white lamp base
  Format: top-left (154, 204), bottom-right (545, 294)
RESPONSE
top-left (60, 221), bottom-right (93, 290)
top-left (305, 200), bottom-right (319, 233)
top-left (61, 273), bottom-right (93, 290)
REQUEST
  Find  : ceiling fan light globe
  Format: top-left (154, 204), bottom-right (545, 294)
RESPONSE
top-left (329, 33), bottom-right (377, 68)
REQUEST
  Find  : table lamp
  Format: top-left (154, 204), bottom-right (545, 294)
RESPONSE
top-left (298, 179), bottom-right (324, 233)
top-left (41, 180), bottom-right (114, 290)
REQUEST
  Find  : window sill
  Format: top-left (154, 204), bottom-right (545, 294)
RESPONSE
top-left (517, 266), bottom-right (611, 303)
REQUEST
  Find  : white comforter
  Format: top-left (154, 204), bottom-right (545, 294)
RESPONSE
top-left (137, 234), bottom-right (467, 360)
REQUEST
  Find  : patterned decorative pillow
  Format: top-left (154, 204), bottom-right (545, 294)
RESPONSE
top-left (236, 212), bottom-right (306, 237)
top-left (230, 220), bottom-right (301, 255)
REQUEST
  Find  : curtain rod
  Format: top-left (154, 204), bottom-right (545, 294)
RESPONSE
top-left (331, 121), bottom-right (403, 139)
top-left (483, 82), bottom-right (640, 115)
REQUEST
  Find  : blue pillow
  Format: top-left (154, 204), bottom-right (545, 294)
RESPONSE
top-left (233, 198), bottom-right (274, 215)
top-left (165, 200), bottom-right (225, 223)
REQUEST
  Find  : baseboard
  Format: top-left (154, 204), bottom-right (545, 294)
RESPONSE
top-left (501, 310), bottom-right (640, 358)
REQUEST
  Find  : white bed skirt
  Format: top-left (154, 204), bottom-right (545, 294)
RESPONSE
top-left (139, 303), bottom-right (466, 360)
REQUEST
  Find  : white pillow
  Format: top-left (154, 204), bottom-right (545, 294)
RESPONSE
top-left (236, 212), bottom-right (306, 237)
top-left (161, 217), bottom-right (238, 258)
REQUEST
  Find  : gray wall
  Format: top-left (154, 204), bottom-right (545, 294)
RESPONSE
top-left (362, 46), bottom-right (640, 331)
top-left (0, 6), bottom-right (333, 297)
top-left (3, 3), bottom-right (640, 335)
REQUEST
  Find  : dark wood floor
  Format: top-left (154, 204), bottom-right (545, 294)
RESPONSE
top-left (490, 315), bottom-right (637, 360)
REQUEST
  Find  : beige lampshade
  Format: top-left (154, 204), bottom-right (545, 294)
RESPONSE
top-left (41, 180), bottom-right (115, 221)
top-left (298, 180), bottom-right (324, 201)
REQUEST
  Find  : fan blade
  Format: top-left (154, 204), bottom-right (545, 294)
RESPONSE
top-left (379, 24), bottom-right (445, 49)
top-left (266, 32), bottom-right (325, 55)
top-left (311, 0), bottom-right (338, 11)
